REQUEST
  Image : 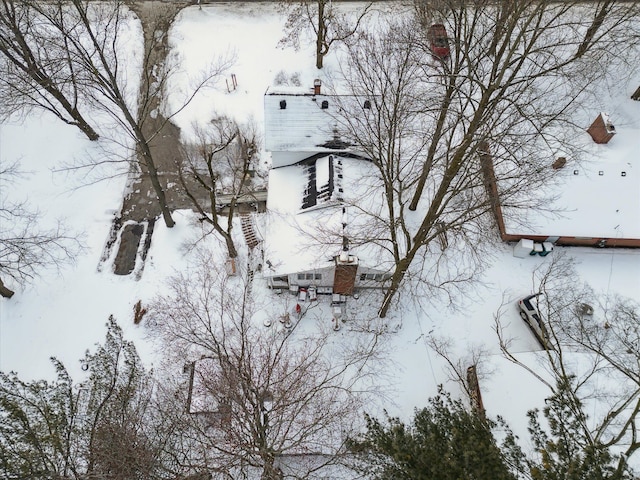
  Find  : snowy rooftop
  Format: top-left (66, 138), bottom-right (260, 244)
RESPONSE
top-left (264, 87), bottom-right (365, 153)
top-left (503, 102), bottom-right (640, 240)
top-left (263, 154), bottom-right (389, 277)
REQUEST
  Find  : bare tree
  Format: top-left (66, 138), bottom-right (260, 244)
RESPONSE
top-left (0, 161), bottom-right (82, 298)
top-left (333, 1), bottom-right (639, 317)
top-left (0, 0), bottom-right (99, 140)
top-left (147, 249), bottom-right (387, 479)
top-left (495, 253), bottom-right (640, 475)
top-left (14, 0), bottom-right (233, 228)
top-left (279, 0), bottom-right (372, 69)
top-left (177, 117), bottom-right (262, 259)
top-left (50, 0), bottom-right (175, 228)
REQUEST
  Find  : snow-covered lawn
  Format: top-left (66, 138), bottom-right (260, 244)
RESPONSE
top-left (1, 2), bottom-right (639, 462)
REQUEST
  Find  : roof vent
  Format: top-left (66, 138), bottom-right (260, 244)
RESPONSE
top-left (587, 112), bottom-right (615, 144)
top-left (314, 79), bottom-right (321, 95)
top-left (279, 99), bottom-right (287, 110)
top-left (321, 100), bottom-right (329, 109)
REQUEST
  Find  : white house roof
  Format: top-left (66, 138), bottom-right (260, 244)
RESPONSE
top-left (502, 110), bottom-right (640, 241)
top-left (263, 154), bottom-right (390, 277)
top-left (264, 87), bottom-right (355, 153)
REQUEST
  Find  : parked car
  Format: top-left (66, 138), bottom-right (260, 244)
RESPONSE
top-left (517, 294), bottom-right (553, 350)
top-left (428, 24), bottom-right (450, 59)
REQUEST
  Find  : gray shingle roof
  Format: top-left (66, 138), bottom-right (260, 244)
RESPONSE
top-left (264, 88), bottom-right (344, 152)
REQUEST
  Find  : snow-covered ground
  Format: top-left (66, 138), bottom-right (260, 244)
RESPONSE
top-left (1, 1), bottom-right (640, 464)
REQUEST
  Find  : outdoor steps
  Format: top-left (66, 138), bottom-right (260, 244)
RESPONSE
top-left (240, 214), bottom-right (261, 296)
top-left (240, 214), bottom-right (261, 250)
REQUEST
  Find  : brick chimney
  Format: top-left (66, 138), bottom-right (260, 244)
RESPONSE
top-left (313, 78), bottom-right (321, 95)
top-left (333, 207), bottom-right (357, 295)
top-left (333, 253), bottom-right (358, 295)
top-left (587, 112), bottom-right (615, 144)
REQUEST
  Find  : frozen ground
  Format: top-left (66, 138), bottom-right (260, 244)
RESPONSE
top-left (1, 1), bottom-right (639, 463)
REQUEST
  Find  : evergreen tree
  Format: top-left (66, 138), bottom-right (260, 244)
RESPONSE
top-left (0, 317), bottom-right (173, 480)
top-left (349, 388), bottom-right (526, 480)
top-left (0, 359), bottom-right (78, 479)
top-left (527, 378), bottom-right (631, 480)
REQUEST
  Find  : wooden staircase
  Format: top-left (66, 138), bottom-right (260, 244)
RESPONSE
top-left (241, 214), bottom-right (261, 250)
top-left (240, 214), bottom-right (262, 296)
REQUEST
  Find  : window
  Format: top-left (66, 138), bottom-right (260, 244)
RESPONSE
top-left (298, 273), bottom-right (316, 281)
top-left (360, 273), bottom-right (384, 281)
top-left (314, 273), bottom-right (322, 280)
top-left (273, 276), bottom-right (288, 283)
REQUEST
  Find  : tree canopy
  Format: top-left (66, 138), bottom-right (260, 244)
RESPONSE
top-left (0, 317), bottom-right (177, 480)
top-left (349, 389), bottom-right (525, 480)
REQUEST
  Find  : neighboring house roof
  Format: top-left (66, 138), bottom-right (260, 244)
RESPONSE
top-left (263, 154), bottom-right (390, 277)
top-left (499, 106), bottom-right (640, 246)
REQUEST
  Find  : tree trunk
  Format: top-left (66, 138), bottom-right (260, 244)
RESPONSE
top-left (44, 85), bottom-right (99, 140)
top-left (42, 85), bottom-right (99, 141)
top-left (378, 259), bottom-right (410, 318)
top-left (408, 86), bottom-right (455, 211)
top-left (316, 0), bottom-right (325, 69)
top-left (260, 455), bottom-right (282, 480)
top-left (223, 231), bottom-right (238, 259)
top-left (141, 148), bottom-right (175, 228)
top-left (380, 135), bottom-right (479, 317)
top-left (575, 0), bottom-right (612, 59)
top-left (68, 108), bottom-right (100, 141)
top-left (0, 44), bottom-right (100, 141)
top-left (0, 278), bottom-right (15, 298)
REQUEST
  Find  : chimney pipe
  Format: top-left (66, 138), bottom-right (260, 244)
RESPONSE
top-left (314, 79), bottom-right (321, 95)
top-left (341, 207), bottom-right (349, 252)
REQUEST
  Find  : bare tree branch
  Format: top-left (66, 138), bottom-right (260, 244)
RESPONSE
top-left (147, 248), bottom-right (389, 478)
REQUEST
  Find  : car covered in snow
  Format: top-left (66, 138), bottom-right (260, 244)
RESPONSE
top-left (428, 24), bottom-right (450, 59)
top-left (517, 294), bottom-right (553, 350)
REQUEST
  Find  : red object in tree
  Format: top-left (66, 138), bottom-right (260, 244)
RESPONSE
top-left (295, 303), bottom-right (301, 314)
top-left (428, 24), bottom-right (450, 59)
